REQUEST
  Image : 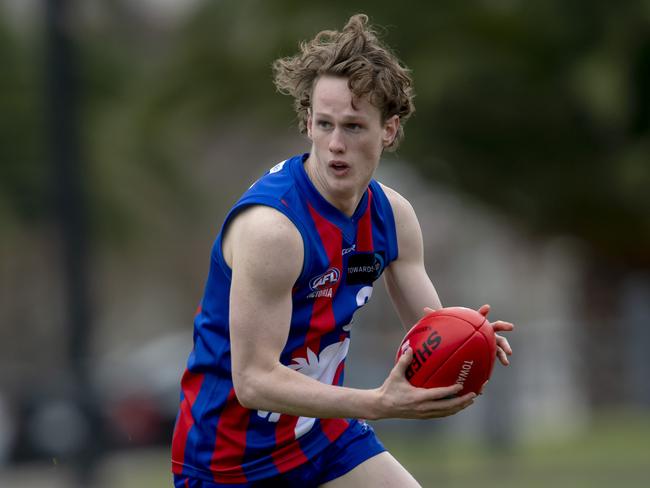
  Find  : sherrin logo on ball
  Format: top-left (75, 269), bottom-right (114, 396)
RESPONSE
top-left (395, 306), bottom-right (497, 396)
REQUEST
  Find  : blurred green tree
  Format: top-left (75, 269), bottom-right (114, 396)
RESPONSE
top-left (2, 0), bottom-right (648, 267)
top-left (129, 0), bottom-right (650, 266)
top-left (0, 18), bottom-right (46, 228)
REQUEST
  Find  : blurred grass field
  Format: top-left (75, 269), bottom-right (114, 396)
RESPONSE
top-left (381, 409), bottom-right (650, 488)
top-left (2, 409), bottom-right (648, 487)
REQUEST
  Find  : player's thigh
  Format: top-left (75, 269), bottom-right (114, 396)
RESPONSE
top-left (319, 451), bottom-right (421, 488)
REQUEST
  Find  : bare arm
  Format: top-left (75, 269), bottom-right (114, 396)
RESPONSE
top-left (381, 184), bottom-right (443, 329)
top-left (224, 205), bottom-right (475, 421)
top-left (381, 184), bottom-right (514, 366)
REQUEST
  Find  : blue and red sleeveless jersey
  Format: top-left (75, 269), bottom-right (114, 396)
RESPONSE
top-left (171, 153), bottom-right (398, 483)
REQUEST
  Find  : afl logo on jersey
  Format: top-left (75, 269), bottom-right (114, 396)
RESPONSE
top-left (309, 267), bottom-right (341, 291)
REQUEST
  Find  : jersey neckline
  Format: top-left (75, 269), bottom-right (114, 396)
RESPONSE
top-left (291, 153), bottom-right (370, 239)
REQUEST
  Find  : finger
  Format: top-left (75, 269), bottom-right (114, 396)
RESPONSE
top-left (394, 347), bottom-right (413, 376)
top-left (421, 392), bottom-right (476, 417)
top-left (492, 320), bottom-right (514, 332)
top-left (456, 393), bottom-right (476, 411)
top-left (422, 391), bottom-right (474, 411)
top-left (478, 304), bottom-right (490, 317)
top-left (478, 380), bottom-right (489, 395)
top-left (421, 383), bottom-right (463, 400)
top-left (497, 346), bottom-right (510, 366)
top-left (454, 391), bottom-right (476, 405)
top-left (496, 334), bottom-right (513, 355)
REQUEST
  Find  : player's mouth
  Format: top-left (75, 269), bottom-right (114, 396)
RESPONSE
top-left (329, 160), bottom-right (350, 176)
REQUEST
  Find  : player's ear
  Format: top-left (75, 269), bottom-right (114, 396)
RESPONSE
top-left (382, 115), bottom-right (399, 147)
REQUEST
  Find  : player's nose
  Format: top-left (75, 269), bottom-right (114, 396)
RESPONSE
top-left (328, 128), bottom-right (345, 153)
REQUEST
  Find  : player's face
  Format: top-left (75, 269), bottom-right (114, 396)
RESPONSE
top-left (305, 76), bottom-right (398, 215)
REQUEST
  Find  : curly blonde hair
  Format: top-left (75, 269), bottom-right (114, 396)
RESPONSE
top-left (272, 14), bottom-right (415, 151)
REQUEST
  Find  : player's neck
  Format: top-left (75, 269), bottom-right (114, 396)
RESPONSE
top-left (304, 156), bottom-right (367, 217)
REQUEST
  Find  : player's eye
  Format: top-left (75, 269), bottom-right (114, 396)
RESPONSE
top-left (346, 123), bottom-right (363, 132)
top-left (316, 120), bottom-right (332, 129)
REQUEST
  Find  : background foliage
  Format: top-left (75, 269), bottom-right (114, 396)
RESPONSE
top-left (3, 0), bottom-right (649, 266)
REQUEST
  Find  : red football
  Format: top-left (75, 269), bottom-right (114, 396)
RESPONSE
top-left (395, 307), bottom-right (497, 396)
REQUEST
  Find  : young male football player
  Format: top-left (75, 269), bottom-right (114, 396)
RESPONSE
top-left (172, 14), bottom-right (514, 487)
